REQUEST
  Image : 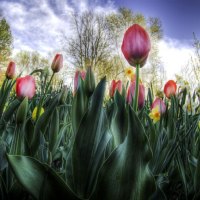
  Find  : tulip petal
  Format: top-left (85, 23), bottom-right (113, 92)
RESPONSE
top-left (164, 80), bottom-right (177, 98)
top-left (121, 24), bottom-right (151, 67)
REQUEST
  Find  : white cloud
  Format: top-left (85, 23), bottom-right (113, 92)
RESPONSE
top-left (1, 0), bottom-right (195, 86)
top-left (0, 0), bottom-right (116, 57)
top-left (0, 0), bottom-right (116, 85)
top-left (158, 37), bottom-right (194, 80)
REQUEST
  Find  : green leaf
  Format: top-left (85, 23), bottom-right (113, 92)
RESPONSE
top-left (7, 155), bottom-right (80, 200)
top-left (16, 97), bottom-right (28, 124)
top-left (0, 79), bottom-right (15, 119)
top-left (30, 96), bottom-right (59, 156)
top-left (1, 99), bottom-right (20, 123)
top-left (23, 118), bottom-right (35, 156)
top-left (72, 78), bottom-right (88, 134)
top-left (144, 112), bottom-right (156, 153)
top-left (49, 108), bottom-right (59, 152)
top-left (84, 66), bottom-right (95, 97)
top-left (52, 124), bottom-right (69, 155)
top-left (147, 87), bottom-right (153, 108)
top-left (110, 91), bottom-right (127, 147)
top-left (194, 152), bottom-right (200, 193)
top-left (91, 106), bottom-right (155, 200)
top-left (0, 139), bottom-right (7, 170)
top-left (70, 77), bottom-right (112, 199)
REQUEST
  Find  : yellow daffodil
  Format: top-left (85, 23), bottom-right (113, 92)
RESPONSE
top-left (125, 67), bottom-right (135, 79)
top-left (149, 106), bottom-right (160, 123)
top-left (32, 106), bottom-right (44, 121)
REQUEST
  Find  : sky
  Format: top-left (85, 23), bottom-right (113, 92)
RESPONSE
top-left (115, 0), bottom-right (200, 41)
top-left (0, 0), bottom-right (199, 80)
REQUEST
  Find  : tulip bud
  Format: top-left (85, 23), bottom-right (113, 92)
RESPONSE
top-left (6, 61), bottom-right (16, 79)
top-left (164, 80), bottom-right (177, 98)
top-left (127, 81), bottom-right (145, 109)
top-left (16, 97), bottom-right (28, 124)
top-left (51, 54), bottom-right (63, 73)
top-left (151, 97), bottom-right (166, 114)
top-left (85, 66), bottom-right (95, 97)
top-left (16, 75), bottom-right (36, 99)
top-left (109, 80), bottom-right (122, 98)
top-left (74, 69), bottom-right (86, 93)
top-left (121, 24), bottom-right (151, 67)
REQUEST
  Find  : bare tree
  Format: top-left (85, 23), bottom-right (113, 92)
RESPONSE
top-left (63, 11), bottom-right (112, 70)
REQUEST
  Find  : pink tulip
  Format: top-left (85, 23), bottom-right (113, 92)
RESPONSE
top-left (127, 81), bottom-right (145, 109)
top-left (121, 24), bottom-right (151, 67)
top-left (16, 75), bottom-right (36, 99)
top-left (6, 61), bottom-right (16, 79)
top-left (164, 80), bottom-right (177, 98)
top-left (151, 97), bottom-right (166, 114)
top-left (74, 70), bottom-right (86, 93)
top-left (109, 80), bottom-right (122, 98)
top-left (51, 54), bottom-right (63, 73)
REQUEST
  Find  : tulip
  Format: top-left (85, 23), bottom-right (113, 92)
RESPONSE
top-left (6, 61), bottom-right (16, 79)
top-left (16, 75), bottom-right (36, 99)
top-left (151, 97), bottom-right (166, 114)
top-left (74, 69), bottom-right (86, 93)
top-left (51, 54), bottom-right (63, 73)
top-left (121, 24), bottom-right (151, 67)
top-left (127, 81), bottom-right (145, 109)
top-left (109, 80), bottom-right (122, 98)
top-left (164, 80), bottom-right (177, 98)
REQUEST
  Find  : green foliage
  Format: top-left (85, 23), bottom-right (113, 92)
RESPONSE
top-left (91, 106), bottom-right (155, 200)
top-left (7, 155), bottom-right (80, 200)
top-left (15, 50), bottom-right (49, 73)
top-left (0, 16), bottom-right (13, 65)
top-left (0, 64), bottom-right (199, 200)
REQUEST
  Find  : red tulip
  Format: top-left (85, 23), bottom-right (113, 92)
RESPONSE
top-left (16, 75), bottom-right (36, 99)
top-left (6, 61), bottom-right (16, 79)
top-left (121, 24), bottom-right (151, 67)
top-left (74, 70), bottom-right (86, 93)
top-left (151, 97), bottom-right (166, 114)
top-left (164, 80), bottom-right (177, 98)
top-left (109, 80), bottom-right (122, 98)
top-left (127, 81), bottom-right (145, 109)
top-left (51, 54), bottom-right (63, 73)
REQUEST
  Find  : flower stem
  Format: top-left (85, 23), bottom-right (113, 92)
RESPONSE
top-left (133, 64), bottom-right (140, 112)
top-left (36, 73), bottom-right (55, 120)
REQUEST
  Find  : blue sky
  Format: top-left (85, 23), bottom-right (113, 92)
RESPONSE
top-left (114, 0), bottom-right (200, 42)
top-left (0, 0), bottom-right (198, 79)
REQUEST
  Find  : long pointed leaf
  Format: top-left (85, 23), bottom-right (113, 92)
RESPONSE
top-left (7, 155), bottom-right (80, 200)
top-left (91, 106), bottom-right (155, 200)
